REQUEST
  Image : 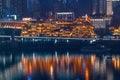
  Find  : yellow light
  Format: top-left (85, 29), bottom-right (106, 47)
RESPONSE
top-left (50, 65), bottom-right (53, 76)
top-left (117, 59), bottom-right (120, 69)
top-left (85, 68), bottom-right (89, 80)
top-left (112, 57), bottom-right (117, 70)
top-left (91, 55), bottom-right (96, 65)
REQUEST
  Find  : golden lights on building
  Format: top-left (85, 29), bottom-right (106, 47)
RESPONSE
top-left (113, 26), bottom-right (120, 36)
top-left (21, 15), bottom-right (96, 38)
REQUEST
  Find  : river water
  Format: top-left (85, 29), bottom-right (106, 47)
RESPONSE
top-left (0, 51), bottom-right (119, 80)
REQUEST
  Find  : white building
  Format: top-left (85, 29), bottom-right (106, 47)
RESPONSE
top-left (91, 18), bottom-right (106, 29)
top-left (106, 1), bottom-right (113, 16)
top-left (91, 17), bottom-right (112, 29)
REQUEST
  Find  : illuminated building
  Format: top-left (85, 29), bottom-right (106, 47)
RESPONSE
top-left (91, 17), bottom-right (112, 29)
top-left (113, 27), bottom-right (120, 36)
top-left (21, 15), bottom-right (96, 38)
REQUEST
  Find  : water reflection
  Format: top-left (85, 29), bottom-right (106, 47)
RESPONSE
top-left (0, 53), bottom-right (120, 80)
top-left (0, 61), bottom-right (23, 80)
top-left (21, 54), bottom-right (119, 80)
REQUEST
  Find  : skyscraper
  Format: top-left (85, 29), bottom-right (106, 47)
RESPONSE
top-left (106, 0), bottom-right (120, 16)
top-left (10, 0), bottom-right (27, 19)
top-left (2, 0), bottom-right (27, 20)
top-left (92, 0), bottom-right (106, 16)
top-left (2, 0), bottom-right (11, 18)
top-left (25, 0), bottom-right (93, 19)
top-left (111, 0), bottom-right (120, 26)
top-left (106, 0), bottom-right (113, 16)
top-left (0, 0), bottom-right (2, 18)
top-left (54, 0), bottom-right (92, 17)
top-left (99, 0), bottom-right (106, 14)
top-left (27, 0), bottom-right (41, 18)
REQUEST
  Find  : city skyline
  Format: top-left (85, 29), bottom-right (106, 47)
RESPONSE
top-left (0, 0), bottom-right (120, 19)
top-left (0, 0), bottom-right (103, 19)
top-left (0, 1), bottom-right (120, 80)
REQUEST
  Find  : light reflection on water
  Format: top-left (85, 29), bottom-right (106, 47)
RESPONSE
top-left (0, 53), bottom-right (120, 80)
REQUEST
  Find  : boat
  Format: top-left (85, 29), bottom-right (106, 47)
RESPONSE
top-left (81, 45), bottom-right (111, 53)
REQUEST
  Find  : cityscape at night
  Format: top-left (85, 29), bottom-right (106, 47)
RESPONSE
top-left (0, 0), bottom-right (120, 80)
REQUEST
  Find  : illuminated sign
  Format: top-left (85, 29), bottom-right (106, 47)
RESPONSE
top-left (22, 18), bottom-right (32, 21)
top-left (56, 12), bottom-right (74, 15)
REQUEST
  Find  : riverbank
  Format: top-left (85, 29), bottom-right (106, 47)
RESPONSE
top-left (0, 38), bottom-right (120, 53)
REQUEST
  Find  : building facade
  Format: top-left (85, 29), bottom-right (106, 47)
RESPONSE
top-left (27, 0), bottom-right (41, 18)
top-left (106, 0), bottom-right (120, 16)
top-left (1, 0), bottom-right (27, 20)
top-left (3, 0), bottom-right (120, 20)
top-left (92, 0), bottom-right (106, 16)
top-left (91, 18), bottom-right (106, 29)
top-left (54, 0), bottom-right (92, 17)
top-left (0, 0), bottom-right (2, 18)
top-left (106, 1), bottom-right (113, 16)
top-left (55, 12), bottom-right (75, 21)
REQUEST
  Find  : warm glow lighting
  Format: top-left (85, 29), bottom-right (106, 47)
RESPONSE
top-left (91, 55), bottom-right (96, 65)
top-left (21, 55), bottom-right (101, 79)
top-left (29, 62), bottom-right (32, 75)
top-left (50, 65), bottom-right (54, 79)
top-left (85, 68), bottom-right (89, 80)
top-left (117, 59), bottom-right (120, 69)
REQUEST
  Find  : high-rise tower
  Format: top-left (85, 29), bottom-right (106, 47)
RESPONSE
top-left (0, 0), bottom-right (2, 18)
top-left (92, 0), bottom-right (106, 16)
top-left (106, 0), bottom-right (113, 16)
top-left (27, 0), bottom-right (41, 18)
top-left (106, 0), bottom-right (120, 16)
top-left (2, 0), bottom-right (27, 20)
top-left (11, 0), bottom-right (27, 19)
